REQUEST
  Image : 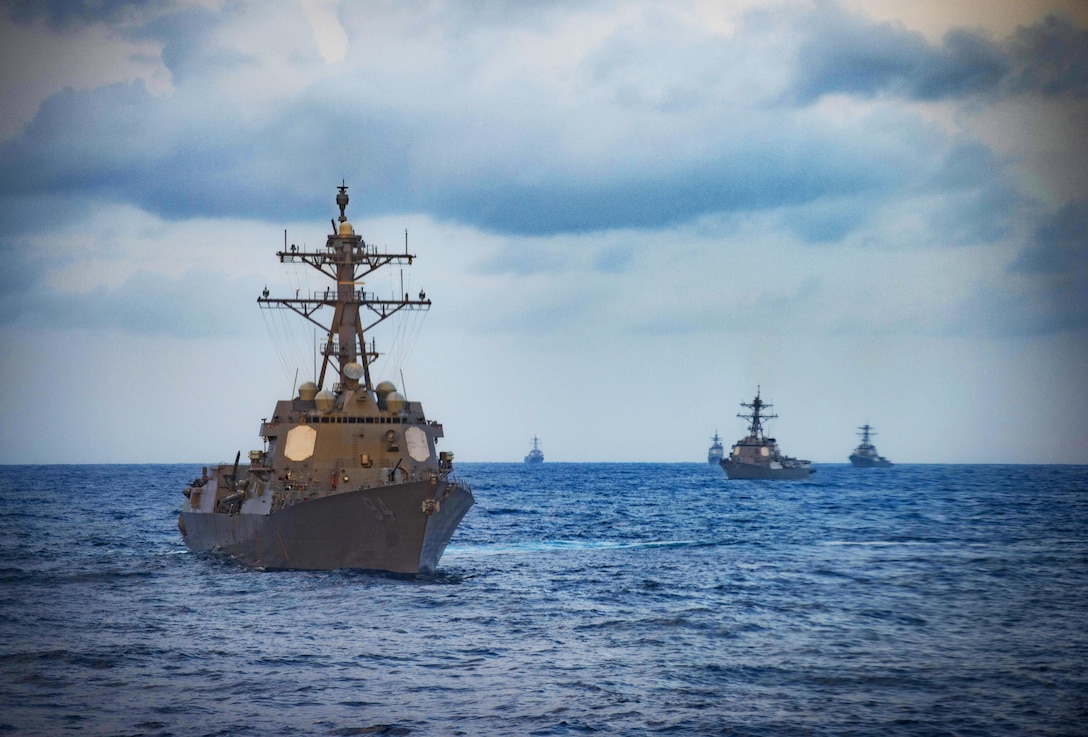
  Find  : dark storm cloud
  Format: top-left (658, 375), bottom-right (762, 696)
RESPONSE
top-left (1015, 200), bottom-right (1088, 275)
top-left (426, 152), bottom-right (878, 235)
top-left (1006, 201), bottom-right (1088, 331)
top-left (0, 244), bottom-right (46, 315)
top-left (0, 79), bottom-right (399, 222)
top-left (790, 7), bottom-right (1006, 102)
top-left (1006, 14), bottom-right (1088, 97)
top-left (0, 0), bottom-right (1067, 245)
top-left (792, 7), bottom-right (1086, 103)
top-left (146, 5), bottom-right (288, 87)
top-left (0, 82), bottom-right (171, 197)
top-left (0, 0), bottom-right (168, 28)
top-left (0, 70), bottom-right (1008, 243)
top-left (1015, 200), bottom-right (1088, 327)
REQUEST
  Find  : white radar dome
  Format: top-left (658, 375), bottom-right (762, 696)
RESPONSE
top-left (315, 390), bottom-right (336, 412)
top-left (298, 381), bottom-right (318, 401)
top-left (386, 391), bottom-right (406, 412)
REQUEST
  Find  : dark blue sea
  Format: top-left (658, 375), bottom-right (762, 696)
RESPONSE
top-left (1, 463), bottom-right (1086, 736)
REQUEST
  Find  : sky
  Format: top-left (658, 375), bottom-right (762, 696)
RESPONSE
top-left (0, 0), bottom-right (1086, 465)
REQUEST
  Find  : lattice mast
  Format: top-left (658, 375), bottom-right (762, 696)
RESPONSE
top-left (257, 183), bottom-right (430, 392)
top-left (738, 386), bottom-right (778, 441)
top-left (856, 424), bottom-right (876, 447)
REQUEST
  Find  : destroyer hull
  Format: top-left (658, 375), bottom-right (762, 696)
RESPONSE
top-left (180, 480), bottom-right (473, 574)
top-left (721, 459), bottom-right (815, 480)
top-left (849, 454), bottom-right (892, 468)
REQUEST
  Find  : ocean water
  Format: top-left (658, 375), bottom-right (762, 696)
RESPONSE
top-left (1, 463), bottom-right (1086, 736)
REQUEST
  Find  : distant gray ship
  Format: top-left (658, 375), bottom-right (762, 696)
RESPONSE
top-left (720, 388), bottom-right (815, 480)
top-left (707, 430), bottom-right (724, 465)
top-left (525, 435), bottom-right (544, 464)
top-left (178, 184), bottom-right (474, 574)
top-left (849, 424), bottom-right (893, 468)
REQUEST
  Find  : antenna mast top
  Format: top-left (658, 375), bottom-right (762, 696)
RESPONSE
top-left (336, 181), bottom-right (349, 223)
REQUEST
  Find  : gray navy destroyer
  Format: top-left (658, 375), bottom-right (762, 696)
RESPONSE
top-left (720, 388), bottom-right (815, 480)
top-left (707, 430), bottom-right (724, 465)
top-left (525, 436), bottom-right (544, 464)
top-left (178, 184), bottom-right (474, 573)
top-left (849, 424), bottom-right (893, 468)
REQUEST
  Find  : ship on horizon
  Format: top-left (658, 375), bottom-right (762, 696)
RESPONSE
top-left (849, 424), bottom-right (893, 468)
top-left (525, 435), bottom-right (544, 464)
top-left (178, 184), bottom-right (474, 574)
top-left (707, 430), bottom-right (724, 465)
top-left (720, 387), bottom-right (815, 480)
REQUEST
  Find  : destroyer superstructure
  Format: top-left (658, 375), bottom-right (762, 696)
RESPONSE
top-left (178, 184), bottom-right (473, 573)
top-left (720, 388), bottom-right (814, 480)
top-left (707, 430), bottom-right (724, 465)
top-left (525, 436), bottom-right (544, 464)
top-left (849, 424), bottom-right (893, 468)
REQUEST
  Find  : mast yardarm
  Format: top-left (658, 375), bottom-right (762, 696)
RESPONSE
top-left (857, 424), bottom-right (876, 447)
top-left (257, 184), bottom-right (430, 392)
top-left (737, 385), bottom-right (778, 441)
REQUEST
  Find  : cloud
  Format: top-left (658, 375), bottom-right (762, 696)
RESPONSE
top-left (0, 14), bottom-right (1014, 243)
top-left (0, 199), bottom-right (290, 337)
top-left (791, 6), bottom-right (1086, 103)
top-left (1, 0), bottom-right (167, 28)
top-left (789, 5), bottom-right (1005, 102)
top-left (0, 231), bottom-right (260, 336)
top-left (0, 1), bottom-right (171, 140)
top-left (300, 0), bottom-right (347, 64)
top-left (1006, 13), bottom-right (1088, 97)
top-left (1009, 200), bottom-right (1088, 330)
top-left (1016, 200), bottom-right (1088, 273)
top-left (0, 0), bottom-right (1082, 342)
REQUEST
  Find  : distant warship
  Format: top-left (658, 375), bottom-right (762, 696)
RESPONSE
top-left (849, 424), bottom-right (893, 468)
top-left (720, 387), bottom-right (815, 480)
top-left (178, 184), bottom-right (474, 574)
top-left (525, 436), bottom-right (544, 464)
top-left (707, 430), bottom-right (724, 465)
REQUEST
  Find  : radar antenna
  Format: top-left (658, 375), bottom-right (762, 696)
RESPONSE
top-left (737, 386), bottom-right (778, 441)
top-left (257, 184), bottom-right (431, 391)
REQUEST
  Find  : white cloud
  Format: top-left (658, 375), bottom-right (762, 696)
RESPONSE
top-left (0, 8), bottom-right (171, 142)
top-left (300, 0), bottom-right (348, 63)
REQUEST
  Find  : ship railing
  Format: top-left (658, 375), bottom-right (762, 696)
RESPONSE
top-left (311, 288), bottom-right (370, 302)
